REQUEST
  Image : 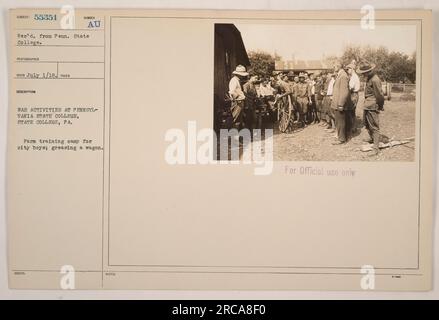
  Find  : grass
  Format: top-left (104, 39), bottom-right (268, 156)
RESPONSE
top-left (269, 93), bottom-right (416, 161)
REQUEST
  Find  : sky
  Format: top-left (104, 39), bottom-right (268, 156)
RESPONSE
top-left (235, 23), bottom-right (417, 61)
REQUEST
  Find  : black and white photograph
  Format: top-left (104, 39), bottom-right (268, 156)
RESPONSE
top-left (214, 23), bottom-right (418, 161)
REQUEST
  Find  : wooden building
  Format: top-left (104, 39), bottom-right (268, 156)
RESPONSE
top-left (275, 59), bottom-right (331, 75)
top-left (214, 24), bottom-right (250, 131)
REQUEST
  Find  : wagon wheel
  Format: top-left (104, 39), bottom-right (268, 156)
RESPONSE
top-left (278, 95), bottom-right (292, 133)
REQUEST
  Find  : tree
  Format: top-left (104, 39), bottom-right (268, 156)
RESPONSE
top-left (323, 54), bottom-right (339, 69)
top-left (339, 45), bottom-right (362, 67)
top-left (247, 50), bottom-right (275, 77)
top-left (406, 52), bottom-right (416, 83)
top-left (339, 45), bottom-right (416, 83)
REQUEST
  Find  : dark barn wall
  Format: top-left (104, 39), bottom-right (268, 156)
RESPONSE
top-left (214, 26), bottom-right (248, 100)
top-left (214, 24), bottom-right (250, 130)
top-left (214, 30), bottom-right (228, 103)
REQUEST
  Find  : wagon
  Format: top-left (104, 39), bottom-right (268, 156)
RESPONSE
top-left (274, 93), bottom-right (296, 133)
top-left (215, 92), bottom-right (299, 133)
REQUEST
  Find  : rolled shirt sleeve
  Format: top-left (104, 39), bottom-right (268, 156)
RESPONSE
top-left (228, 76), bottom-right (245, 100)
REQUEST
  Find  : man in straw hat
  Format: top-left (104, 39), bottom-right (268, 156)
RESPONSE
top-left (228, 64), bottom-right (248, 129)
top-left (357, 61), bottom-right (385, 155)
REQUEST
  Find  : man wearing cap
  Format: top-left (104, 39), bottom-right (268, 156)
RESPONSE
top-left (243, 74), bottom-right (260, 131)
top-left (330, 62), bottom-right (352, 144)
top-left (346, 62), bottom-right (361, 135)
top-left (293, 72), bottom-right (310, 126)
top-left (314, 73), bottom-right (324, 125)
top-left (307, 73), bottom-right (318, 124)
top-left (270, 73), bottom-right (282, 96)
top-left (290, 75), bottom-right (300, 122)
top-left (279, 74), bottom-right (291, 94)
top-left (228, 65), bottom-right (248, 129)
top-left (286, 72), bottom-right (299, 122)
top-left (357, 61), bottom-right (385, 155)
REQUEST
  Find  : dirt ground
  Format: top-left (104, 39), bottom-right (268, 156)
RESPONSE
top-left (266, 93), bottom-right (416, 161)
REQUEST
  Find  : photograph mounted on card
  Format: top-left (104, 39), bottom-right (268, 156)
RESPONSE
top-left (7, 9), bottom-right (432, 290)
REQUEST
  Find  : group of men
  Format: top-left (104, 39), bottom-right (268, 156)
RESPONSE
top-left (316, 60), bottom-right (385, 153)
top-left (228, 60), bottom-right (385, 154)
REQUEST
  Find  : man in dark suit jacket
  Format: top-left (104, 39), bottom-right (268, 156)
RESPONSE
top-left (330, 62), bottom-right (352, 144)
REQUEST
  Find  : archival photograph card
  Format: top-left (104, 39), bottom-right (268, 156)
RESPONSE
top-left (7, 9), bottom-right (433, 290)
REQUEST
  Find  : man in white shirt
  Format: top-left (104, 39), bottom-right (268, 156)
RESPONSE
top-left (346, 62), bottom-right (361, 135)
top-left (229, 69), bottom-right (246, 101)
top-left (327, 76), bottom-right (335, 95)
top-left (323, 73), bottom-right (336, 131)
top-left (259, 79), bottom-right (275, 97)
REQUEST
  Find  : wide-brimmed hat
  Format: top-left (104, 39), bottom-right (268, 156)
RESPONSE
top-left (346, 59), bottom-right (357, 69)
top-left (299, 72), bottom-right (306, 78)
top-left (287, 71), bottom-right (295, 78)
top-left (357, 62), bottom-right (376, 74)
top-left (232, 65), bottom-right (249, 76)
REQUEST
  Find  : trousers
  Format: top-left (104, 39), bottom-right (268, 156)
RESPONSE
top-left (334, 109), bottom-right (346, 142)
top-left (363, 109), bottom-right (380, 149)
